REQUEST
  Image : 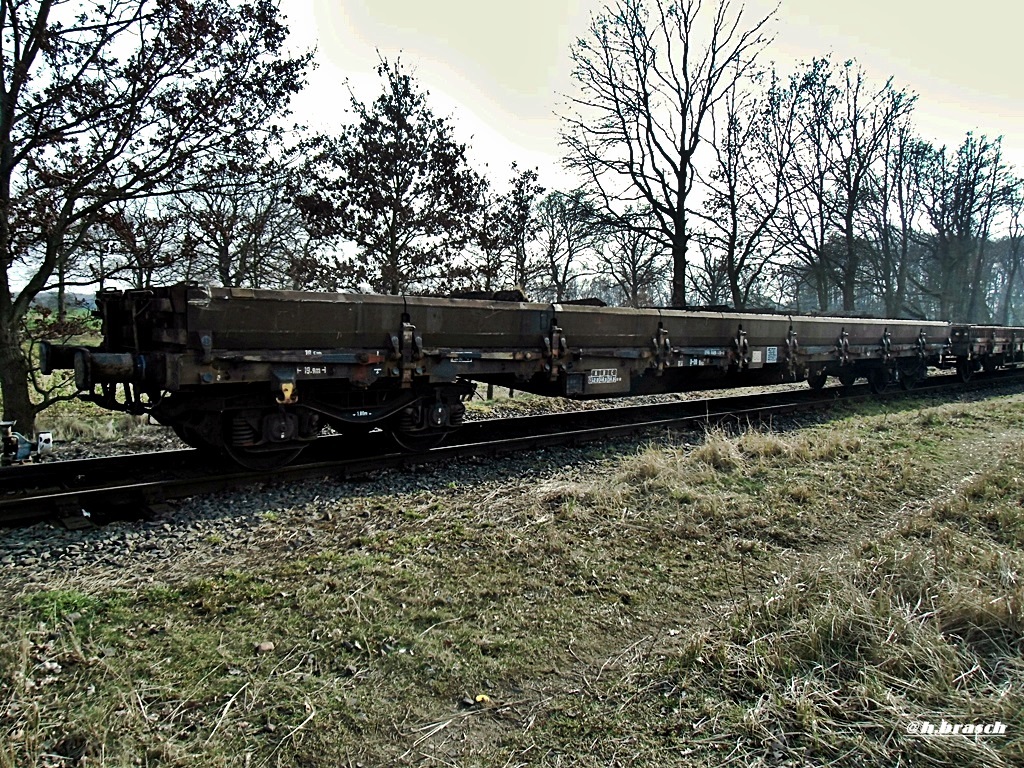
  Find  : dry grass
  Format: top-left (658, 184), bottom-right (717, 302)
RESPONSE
top-left (603, 460), bottom-right (1023, 766)
top-left (36, 410), bottom-right (150, 442)
top-left (2, 393), bottom-right (1024, 765)
top-left (517, 425), bottom-right (1024, 766)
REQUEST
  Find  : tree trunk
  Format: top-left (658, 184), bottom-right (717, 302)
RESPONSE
top-left (729, 277), bottom-right (744, 311)
top-left (0, 324), bottom-right (35, 436)
top-left (1000, 267), bottom-right (1016, 325)
top-left (841, 263), bottom-right (856, 312)
top-left (966, 240), bottom-right (990, 322)
top-left (895, 240), bottom-right (909, 318)
top-left (815, 270), bottom-right (830, 313)
top-left (57, 258), bottom-right (68, 321)
top-left (670, 232), bottom-right (687, 308)
top-left (948, 239), bottom-right (970, 321)
top-left (218, 241), bottom-right (232, 286)
top-left (1000, 251), bottom-right (1020, 325)
top-left (842, 212), bottom-right (857, 312)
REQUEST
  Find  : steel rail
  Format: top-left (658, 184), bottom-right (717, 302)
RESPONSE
top-left (2, 371), bottom-right (1022, 528)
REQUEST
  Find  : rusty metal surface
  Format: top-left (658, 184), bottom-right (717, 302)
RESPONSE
top-left (188, 286), bottom-right (553, 351)
top-left (183, 287), bottom-right (950, 353)
top-left (52, 285), bottom-right (1024, 407)
top-left (949, 323), bottom-right (1024, 362)
top-left (50, 285), bottom-right (968, 403)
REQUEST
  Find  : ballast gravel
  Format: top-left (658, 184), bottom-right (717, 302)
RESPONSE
top-left (0, 444), bottom-right (613, 596)
top-left (1, 376), bottom-right (989, 597)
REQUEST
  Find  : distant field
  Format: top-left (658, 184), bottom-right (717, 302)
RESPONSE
top-left (1, 391), bottom-right (1022, 766)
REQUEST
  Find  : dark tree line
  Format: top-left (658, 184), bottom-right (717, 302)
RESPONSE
top-left (560, 0), bottom-right (1024, 321)
top-left (5, 0), bottom-right (1024, 435)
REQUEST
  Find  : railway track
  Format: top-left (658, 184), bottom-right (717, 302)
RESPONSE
top-left (3, 372), bottom-right (1022, 528)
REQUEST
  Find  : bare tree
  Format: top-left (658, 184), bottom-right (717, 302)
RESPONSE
top-left (776, 58), bottom-right (914, 312)
top-left (535, 189), bottom-right (604, 302)
top-left (560, 0), bottom-right (774, 307)
top-left (498, 165), bottom-right (545, 293)
top-left (998, 182), bottom-right (1024, 324)
top-left (470, 178), bottom-right (506, 293)
top-left (918, 134), bottom-right (1013, 321)
top-left (175, 157), bottom-right (313, 289)
top-left (862, 117), bottom-right (929, 316)
top-left (701, 67), bottom-right (799, 308)
top-left (471, 164), bottom-right (544, 293)
top-left (964, 142), bottom-right (1013, 322)
top-left (102, 199), bottom-right (182, 289)
top-left (599, 209), bottom-right (669, 307)
top-left (827, 62), bottom-right (915, 311)
top-left (776, 59), bottom-right (836, 311)
top-left (0, 0), bottom-right (310, 433)
top-left (686, 236), bottom-right (731, 306)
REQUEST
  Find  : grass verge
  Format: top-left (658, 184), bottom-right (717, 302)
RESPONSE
top-left (1, 393), bottom-right (1023, 766)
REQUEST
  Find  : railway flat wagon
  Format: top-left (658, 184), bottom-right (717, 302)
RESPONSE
top-left (948, 324), bottom-right (1024, 381)
top-left (559, 306), bottom-right (949, 395)
top-left (41, 285), bottom-right (955, 466)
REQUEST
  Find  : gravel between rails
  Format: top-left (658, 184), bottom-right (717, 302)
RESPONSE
top-left (0, 444), bottom-right (620, 593)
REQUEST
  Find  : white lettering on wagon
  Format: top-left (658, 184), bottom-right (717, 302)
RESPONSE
top-left (588, 368), bottom-right (622, 385)
top-left (298, 366), bottom-right (328, 376)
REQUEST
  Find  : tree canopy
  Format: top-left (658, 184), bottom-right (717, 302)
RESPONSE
top-left (560, 0), bottom-right (774, 307)
top-left (296, 58), bottom-right (483, 295)
top-left (5, 0), bottom-right (1024, 436)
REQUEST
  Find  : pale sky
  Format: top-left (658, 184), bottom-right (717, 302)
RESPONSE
top-left (285, 0), bottom-right (1024, 188)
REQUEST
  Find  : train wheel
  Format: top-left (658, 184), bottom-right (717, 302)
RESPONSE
top-left (387, 390), bottom-right (466, 453)
top-left (173, 424), bottom-right (201, 448)
top-left (221, 410), bottom-right (313, 469)
top-left (898, 363), bottom-right (924, 390)
top-left (867, 368), bottom-right (891, 394)
top-left (838, 369), bottom-right (857, 389)
top-left (223, 443), bottom-right (306, 470)
top-left (807, 369), bottom-right (828, 390)
top-left (172, 423), bottom-right (217, 452)
top-left (956, 361), bottom-right (975, 383)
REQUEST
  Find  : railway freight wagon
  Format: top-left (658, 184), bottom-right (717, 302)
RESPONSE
top-left (43, 284), bottom-right (955, 467)
top-left (948, 324), bottom-right (1024, 380)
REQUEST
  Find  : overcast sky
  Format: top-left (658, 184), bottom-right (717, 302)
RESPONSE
top-left (286, 0), bottom-right (1024, 188)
